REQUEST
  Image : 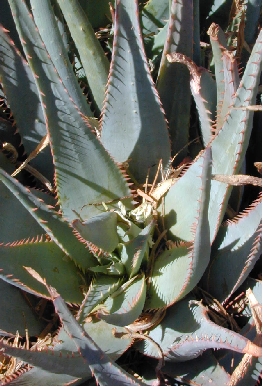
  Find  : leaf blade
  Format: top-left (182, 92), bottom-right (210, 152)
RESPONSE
top-left (101, 0), bottom-right (171, 184)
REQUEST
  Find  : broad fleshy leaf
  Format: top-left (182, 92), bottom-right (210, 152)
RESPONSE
top-left (208, 29), bottom-right (262, 241)
top-left (101, 0), bottom-right (170, 184)
top-left (77, 275), bottom-right (124, 322)
top-left (30, 0), bottom-right (93, 117)
top-left (0, 240), bottom-right (84, 303)
top-left (97, 275), bottom-right (147, 327)
top-left (166, 52), bottom-right (216, 146)
top-left (207, 23), bottom-right (240, 131)
top-left (50, 286), bottom-right (145, 386)
top-left (0, 169), bottom-right (97, 271)
top-left (72, 211), bottom-right (119, 253)
top-left (56, 0), bottom-right (109, 113)
top-left (0, 279), bottom-right (45, 336)
top-left (159, 147), bottom-right (212, 243)
top-left (157, 0), bottom-right (193, 162)
top-left (138, 295), bottom-right (261, 361)
top-left (0, 24), bottom-right (53, 180)
top-left (145, 148), bottom-right (212, 308)
top-left (120, 221), bottom-right (154, 278)
top-left (0, 183), bottom-right (48, 244)
top-left (202, 195), bottom-right (262, 302)
top-left (162, 350), bottom-right (231, 386)
top-left (8, 0), bottom-right (133, 222)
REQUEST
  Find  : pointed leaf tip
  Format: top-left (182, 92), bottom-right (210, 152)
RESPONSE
top-left (23, 266), bottom-right (46, 286)
top-left (101, 0), bottom-right (170, 184)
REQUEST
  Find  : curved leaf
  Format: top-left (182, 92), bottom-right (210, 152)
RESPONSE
top-left (101, 0), bottom-right (170, 184)
top-left (1, 366), bottom-right (88, 386)
top-left (160, 147), bottom-right (212, 243)
top-left (146, 148), bottom-right (212, 308)
top-left (0, 279), bottom-right (45, 336)
top-left (77, 275), bottom-right (123, 322)
top-left (72, 211), bottom-right (119, 253)
top-left (145, 244), bottom-right (191, 308)
top-left (141, 0), bottom-right (169, 38)
top-left (82, 320), bottom-right (132, 361)
top-left (166, 52), bottom-right (216, 146)
top-left (0, 240), bottom-right (84, 303)
top-left (203, 195), bottom-right (262, 302)
top-left (162, 350), bottom-right (230, 386)
top-left (0, 183), bottom-right (47, 244)
top-left (8, 0), bottom-right (133, 222)
top-left (0, 169), bottom-right (97, 271)
top-left (120, 220), bottom-right (154, 278)
top-left (50, 286), bottom-right (145, 385)
top-left (0, 283), bottom-right (145, 386)
top-left (207, 23), bottom-right (240, 131)
top-left (98, 275), bottom-right (147, 327)
top-left (208, 29), bottom-right (262, 241)
top-left (245, 0), bottom-right (262, 45)
top-left (30, 0), bottom-right (93, 117)
top-left (139, 295), bottom-right (261, 361)
top-left (0, 24), bottom-right (53, 180)
top-left (56, 0), bottom-right (109, 113)
top-left (157, 0), bottom-right (193, 162)
top-left (0, 344), bottom-right (94, 385)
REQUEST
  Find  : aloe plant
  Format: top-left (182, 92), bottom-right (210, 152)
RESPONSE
top-left (0, 0), bottom-right (262, 385)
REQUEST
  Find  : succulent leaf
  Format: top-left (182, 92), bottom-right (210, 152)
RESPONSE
top-left (2, 366), bottom-right (86, 386)
top-left (56, 0), bottom-right (110, 113)
top-left (0, 240), bottom-right (84, 303)
top-left (8, 0), bottom-right (133, 222)
top-left (245, 0), bottom-right (262, 45)
top-left (160, 146), bottom-right (212, 243)
top-left (50, 285), bottom-right (145, 385)
top-left (72, 211), bottom-right (119, 253)
top-left (100, 0), bottom-right (171, 184)
top-left (166, 52), bottom-right (217, 146)
top-left (98, 275), bottom-right (147, 327)
top-left (77, 0), bottom-right (114, 29)
top-left (0, 343), bottom-right (94, 385)
top-left (207, 23), bottom-right (240, 131)
top-left (145, 244), bottom-right (191, 308)
top-left (77, 275), bottom-right (124, 322)
top-left (157, 0), bottom-right (193, 162)
top-left (207, 29), bottom-right (262, 241)
top-left (120, 220), bottom-right (154, 278)
top-left (55, 322), bottom-right (132, 363)
top-left (0, 183), bottom-right (48, 244)
top-left (0, 24), bottom-right (53, 180)
top-left (162, 350), bottom-right (231, 386)
top-left (202, 195), bottom-right (262, 302)
top-left (0, 169), bottom-right (97, 271)
top-left (217, 278), bottom-right (262, 385)
top-left (30, 0), bottom-right (93, 117)
top-left (207, 23), bottom-right (228, 77)
top-left (141, 0), bottom-right (169, 39)
top-left (0, 282), bottom-right (145, 385)
top-left (151, 22), bottom-right (169, 58)
top-left (81, 319), bottom-right (133, 362)
top-left (139, 295), bottom-right (261, 361)
top-left (193, 0), bottom-right (201, 65)
top-left (145, 147), bottom-right (212, 308)
top-left (0, 279), bottom-right (45, 336)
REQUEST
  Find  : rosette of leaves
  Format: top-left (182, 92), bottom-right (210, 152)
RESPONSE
top-left (0, 0), bottom-right (261, 385)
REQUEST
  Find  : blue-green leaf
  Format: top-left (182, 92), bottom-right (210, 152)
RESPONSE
top-left (8, 0), bottom-right (133, 222)
top-left (101, 0), bottom-right (170, 184)
top-left (0, 24), bottom-right (53, 180)
top-left (146, 147), bottom-right (212, 308)
top-left (202, 195), bottom-right (262, 302)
